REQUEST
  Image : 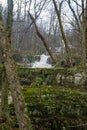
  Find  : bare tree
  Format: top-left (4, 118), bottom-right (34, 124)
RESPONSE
top-left (67, 0), bottom-right (87, 65)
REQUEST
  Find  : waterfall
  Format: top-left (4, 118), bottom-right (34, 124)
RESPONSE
top-left (32, 54), bottom-right (52, 68)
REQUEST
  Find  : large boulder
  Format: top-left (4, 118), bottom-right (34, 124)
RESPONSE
top-left (74, 73), bottom-right (87, 85)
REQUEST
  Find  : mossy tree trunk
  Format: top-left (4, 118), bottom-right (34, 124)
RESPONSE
top-left (0, 0), bottom-right (13, 122)
top-left (1, 63), bottom-right (8, 122)
top-left (0, 14), bottom-right (32, 130)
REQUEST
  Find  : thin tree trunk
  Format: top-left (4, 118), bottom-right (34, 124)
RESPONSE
top-left (85, 0), bottom-right (87, 63)
top-left (67, 0), bottom-right (81, 31)
top-left (52, 0), bottom-right (72, 65)
top-left (81, 25), bottom-right (86, 66)
top-left (85, 28), bottom-right (87, 62)
top-left (0, 15), bottom-right (32, 130)
top-left (81, 0), bottom-right (87, 66)
top-left (6, 0), bottom-right (13, 40)
top-left (28, 12), bottom-right (56, 64)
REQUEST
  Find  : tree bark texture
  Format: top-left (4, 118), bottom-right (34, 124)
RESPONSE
top-left (0, 0), bottom-right (13, 122)
top-left (0, 15), bottom-right (32, 130)
top-left (1, 64), bottom-right (8, 122)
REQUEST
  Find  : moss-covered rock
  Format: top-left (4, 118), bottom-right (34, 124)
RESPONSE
top-left (17, 67), bottom-right (87, 87)
top-left (0, 66), bottom-right (86, 87)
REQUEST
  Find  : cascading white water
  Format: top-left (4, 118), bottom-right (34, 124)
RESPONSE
top-left (32, 54), bottom-right (52, 68)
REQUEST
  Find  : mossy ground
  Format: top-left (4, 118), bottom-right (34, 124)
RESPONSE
top-left (0, 67), bottom-right (87, 129)
top-left (1, 86), bottom-right (87, 130)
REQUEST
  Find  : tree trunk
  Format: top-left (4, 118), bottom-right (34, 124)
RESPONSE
top-left (81, 0), bottom-right (87, 65)
top-left (85, 28), bottom-right (87, 62)
top-left (81, 24), bottom-right (86, 66)
top-left (52, 0), bottom-right (72, 65)
top-left (0, 15), bottom-right (32, 130)
top-left (28, 12), bottom-right (56, 64)
top-left (1, 63), bottom-right (8, 122)
top-left (0, 0), bottom-right (13, 122)
top-left (6, 0), bottom-right (13, 40)
top-left (85, 0), bottom-right (87, 63)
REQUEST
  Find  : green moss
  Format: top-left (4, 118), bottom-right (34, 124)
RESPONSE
top-left (17, 67), bottom-right (80, 86)
top-left (7, 86), bottom-right (87, 129)
top-left (0, 65), bottom-right (86, 87)
top-left (0, 66), bottom-right (87, 129)
top-left (21, 86), bottom-right (87, 129)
